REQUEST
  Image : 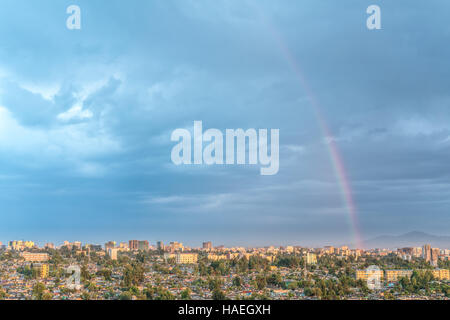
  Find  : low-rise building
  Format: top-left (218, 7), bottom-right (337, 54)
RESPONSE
top-left (176, 253), bottom-right (198, 264)
top-left (20, 252), bottom-right (49, 262)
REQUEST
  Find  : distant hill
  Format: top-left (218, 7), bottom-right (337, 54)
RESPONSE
top-left (364, 231), bottom-right (450, 249)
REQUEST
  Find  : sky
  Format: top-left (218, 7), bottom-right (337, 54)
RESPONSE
top-left (0, 0), bottom-right (449, 248)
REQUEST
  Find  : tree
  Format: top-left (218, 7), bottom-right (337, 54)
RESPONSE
top-left (266, 273), bottom-right (282, 287)
top-left (236, 257), bottom-right (249, 273)
top-left (81, 265), bottom-right (91, 282)
top-left (129, 286), bottom-right (140, 297)
top-left (32, 282), bottom-right (47, 300)
top-left (87, 282), bottom-right (98, 294)
top-left (212, 288), bottom-right (226, 300)
top-left (17, 265), bottom-right (33, 279)
top-left (304, 287), bottom-right (314, 297)
top-left (143, 286), bottom-right (156, 300)
top-left (96, 269), bottom-right (112, 281)
top-left (155, 286), bottom-right (175, 300)
top-left (136, 252), bottom-right (146, 263)
top-left (119, 291), bottom-right (132, 300)
top-left (181, 288), bottom-right (191, 300)
top-left (143, 285), bottom-right (174, 300)
top-left (384, 291), bottom-right (395, 300)
top-left (255, 274), bottom-right (267, 290)
top-left (208, 277), bottom-right (223, 291)
top-left (275, 255), bottom-right (301, 268)
top-left (81, 292), bottom-right (91, 300)
top-left (104, 290), bottom-right (115, 300)
top-left (287, 282), bottom-right (298, 290)
top-left (232, 276), bottom-right (242, 288)
top-left (123, 263), bottom-right (145, 287)
top-left (197, 262), bottom-right (209, 276)
top-left (42, 292), bottom-right (53, 300)
top-left (0, 286), bottom-right (7, 299)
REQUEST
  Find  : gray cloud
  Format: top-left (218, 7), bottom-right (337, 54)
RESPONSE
top-left (0, 0), bottom-right (449, 246)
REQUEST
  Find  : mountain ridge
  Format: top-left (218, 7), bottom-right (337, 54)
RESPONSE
top-left (364, 231), bottom-right (450, 249)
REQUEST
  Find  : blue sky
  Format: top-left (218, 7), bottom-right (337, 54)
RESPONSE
top-left (0, 0), bottom-right (449, 247)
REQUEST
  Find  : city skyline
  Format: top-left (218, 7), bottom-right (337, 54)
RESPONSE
top-left (2, 235), bottom-right (449, 301)
top-left (2, 230), bottom-right (450, 250)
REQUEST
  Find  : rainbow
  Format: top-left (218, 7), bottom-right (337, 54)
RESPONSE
top-left (256, 7), bottom-right (364, 249)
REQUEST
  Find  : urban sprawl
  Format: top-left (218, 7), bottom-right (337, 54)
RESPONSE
top-left (0, 240), bottom-right (449, 300)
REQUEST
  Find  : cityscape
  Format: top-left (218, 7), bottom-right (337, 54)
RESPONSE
top-left (0, 238), bottom-right (449, 300)
top-left (0, 1), bottom-right (449, 310)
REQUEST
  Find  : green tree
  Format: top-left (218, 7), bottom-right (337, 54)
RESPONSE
top-left (80, 264), bottom-right (91, 282)
top-left (232, 276), bottom-right (242, 287)
top-left (123, 263), bottom-right (145, 287)
top-left (181, 288), bottom-right (191, 300)
top-left (208, 277), bottom-right (223, 291)
top-left (32, 282), bottom-right (47, 300)
top-left (119, 291), bottom-right (132, 300)
top-left (255, 274), bottom-right (267, 290)
top-left (212, 288), bottom-right (226, 300)
top-left (266, 273), bottom-right (282, 287)
top-left (0, 286), bottom-right (7, 299)
top-left (81, 292), bottom-right (91, 300)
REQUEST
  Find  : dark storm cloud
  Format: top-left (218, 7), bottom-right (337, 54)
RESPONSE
top-left (0, 0), bottom-right (449, 246)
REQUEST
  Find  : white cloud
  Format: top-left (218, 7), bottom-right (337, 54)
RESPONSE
top-left (142, 193), bottom-right (233, 212)
top-left (76, 162), bottom-right (108, 177)
top-left (0, 106), bottom-right (121, 170)
top-left (57, 105), bottom-right (93, 122)
top-left (395, 117), bottom-right (449, 136)
top-left (284, 144), bottom-right (305, 154)
top-left (19, 82), bottom-right (60, 101)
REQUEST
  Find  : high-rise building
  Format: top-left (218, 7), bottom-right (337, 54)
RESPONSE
top-left (399, 247), bottom-right (414, 256)
top-left (285, 246), bottom-right (294, 253)
top-left (129, 240), bottom-right (139, 250)
top-left (138, 240), bottom-right (149, 251)
top-left (202, 241), bottom-right (212, 250)
top-left (40, 264), bottom-right (49, 278)
top-left (157, 241), bottom-right (165, 251)
top-left (9, 241), bottom-right (35, 251)
top-left (169, 241), bottom-right (183, 252)
top-left (108, 248), bottom-right (119, 260)
top-left (85, 244), bottom-right (102, 251)
top-left (306, 252), bottom-right (317, 265)
top-left (45, 243), bottom-right (55, 249)
top-left (423, 244), bottom-right (432, 263)
top-left (31, 264), bottom-right (49, 278)
top-left (413, 247), bottom-right (423, 257)
top-left (129, 240), bottom-right (149, 251)
top-left (119, 242), bottom-right (128, 249)
top-left (340, 246), bottom-right (350, 256)
top-left (324, 246), bottom-right (335, 254)
top-left (431, 248), bottom-right (440, 267)
top-left (105, 241), bottom-right (116, 251)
